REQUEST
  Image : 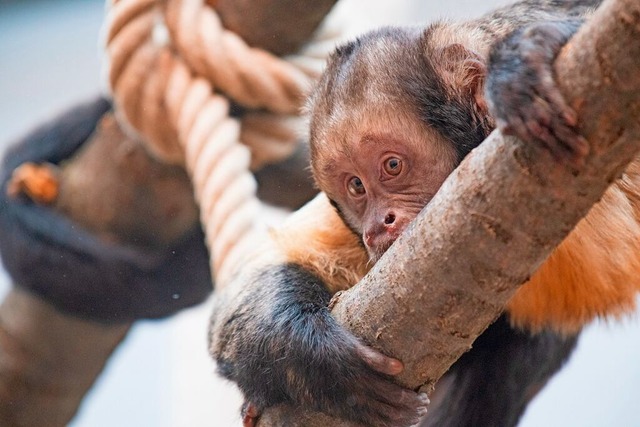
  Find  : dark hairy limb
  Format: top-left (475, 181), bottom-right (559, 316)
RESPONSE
top-left (421, 316), bottom-right (578, 427)
top-left (486, 19), bottom-right (590, 167)
top-left (210, 263), bottom-right (428, 427)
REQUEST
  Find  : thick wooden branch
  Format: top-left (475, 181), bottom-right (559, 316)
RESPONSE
top-left (258, 0), bottom-right (640, 424)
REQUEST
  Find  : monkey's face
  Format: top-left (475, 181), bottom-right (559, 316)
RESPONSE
top-left (311, 110), bottom-right (458, 262)
top-left (308, 29), bottom-right (465, 262)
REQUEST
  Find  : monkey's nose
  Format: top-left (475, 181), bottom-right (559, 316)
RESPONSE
top-left (384, 213), bottom-right (396, 225)
top-left (364, 218), bottom-right (402, 258)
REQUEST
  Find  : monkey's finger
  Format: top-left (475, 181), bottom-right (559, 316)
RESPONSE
top-left (524, 117), bottom-right (558, 150)
top-left (526, 119), bottom-right (576, 164)
top-left (357, 379), bottom-right (428, 427)
top-left (530, 75), bottom-right (589, 160)
top-left (501, 113), bottom-right (576, 167)
top-left (356, 343), bottom-right (404, 376)
top-left (537, 73), bottom-right (588, 156)
top-left (241, 401), bottom-right (260, 427)
top-left (351, 400), bottom-right (424, 427)
top-left (499, 116), bottom-right (531, 142)
top-left (368, 375), bottom-right (427, 410)
top-left (540, 79), bottom-right (579, 127)
top-left (548, 118), bottom-right (589, 167)
top-left (533, 68), bottom-right (578, 125)
top-left (529, 95), bottom-right (554, 128)
top-left (550, 117), bottom-right (590, 157)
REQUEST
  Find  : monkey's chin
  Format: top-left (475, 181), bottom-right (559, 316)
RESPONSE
top-left (366, 241), bottom-right (395, 264)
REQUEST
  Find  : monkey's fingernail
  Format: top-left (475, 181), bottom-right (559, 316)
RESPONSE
top-left (575, 136), bottom-right (590, 156)
top-left (419, 393), bottom-right (430, 405)
top-left (563, 110), bottom-right (578, 126)
top-left (387, 358), bottom-right (404, 374)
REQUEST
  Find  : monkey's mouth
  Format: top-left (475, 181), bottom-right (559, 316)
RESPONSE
top-left (366, 238), bottom-right (396, 264)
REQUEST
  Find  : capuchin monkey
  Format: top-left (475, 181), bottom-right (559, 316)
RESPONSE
top-left (210, 0), bottom-right (640, 426)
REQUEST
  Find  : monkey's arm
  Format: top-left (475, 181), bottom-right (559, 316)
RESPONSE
top-left (253, 200), bottom-right (578, 427)
top-left (481, 2), bottom-right (640, 334)
top-left (485, 18), bottom-right (589, 165)
top-left (209, 194), bottom-right (428, 427)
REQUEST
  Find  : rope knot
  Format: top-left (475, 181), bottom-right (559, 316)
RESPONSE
top-left (104, 0), bottom-right (338, 282)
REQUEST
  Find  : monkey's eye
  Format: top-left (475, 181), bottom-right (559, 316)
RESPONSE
top-left (347, 176), bottom-right (366, 196)
top-left (383, 157), bottom-right (403, 176)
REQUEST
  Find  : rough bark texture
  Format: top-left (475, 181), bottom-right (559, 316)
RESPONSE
top-left (257, 0), bottom-right (640, 424)
top-left (0, 1), bottom-right (329, 425)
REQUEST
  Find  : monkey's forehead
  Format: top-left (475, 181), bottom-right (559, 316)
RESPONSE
top-left (309, 100), bottom-right (454, 179)
top-left (309, 30), bottom-right (431, 112)
top-left (309, 99), bottom-right (422, 152)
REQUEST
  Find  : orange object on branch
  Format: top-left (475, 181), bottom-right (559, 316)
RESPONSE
top-left (7, 162), bottom-right (60, 205)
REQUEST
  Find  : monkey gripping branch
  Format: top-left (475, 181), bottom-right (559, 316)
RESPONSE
top-left (257, 0), bottom-right (640, 424)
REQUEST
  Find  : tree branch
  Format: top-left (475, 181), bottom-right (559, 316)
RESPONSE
top-left (0, 289), bottom-right (129, 427)
top-left (258, 0), bottom-right (640, 424)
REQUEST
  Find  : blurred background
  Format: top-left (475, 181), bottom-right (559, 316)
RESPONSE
top-left (1, 0), bottom-right (639, 426)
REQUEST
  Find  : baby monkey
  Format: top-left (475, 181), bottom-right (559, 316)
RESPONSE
top-left (210, 1), bottom-right (640, 426)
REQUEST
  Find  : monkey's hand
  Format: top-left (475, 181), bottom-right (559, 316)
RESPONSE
top-left (210, 263), bottom-right (429, 427)
top-left (486, 20), bottom-right (589, 167)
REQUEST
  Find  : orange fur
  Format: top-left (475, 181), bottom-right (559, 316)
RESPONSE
top-left (508, 158), bottom-right (640, 334)
top-left (272, 193), bottom-right (370, 294)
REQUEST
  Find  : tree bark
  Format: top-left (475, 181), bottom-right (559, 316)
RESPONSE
top-left (257, 0), bottom-right (640, 424)
top-left (0, 289), bottom-right (129, 427)
top-left (0, 1), bottom-right (332, 425)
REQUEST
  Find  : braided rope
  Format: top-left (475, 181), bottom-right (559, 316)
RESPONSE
top-left (104, 0), bottom-right (338, 283)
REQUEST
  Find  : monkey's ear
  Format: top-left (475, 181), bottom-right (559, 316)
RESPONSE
top-left (435, 43), bottom-right (488, 112)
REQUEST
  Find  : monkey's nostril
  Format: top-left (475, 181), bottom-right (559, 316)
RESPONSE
top-left (384, 213), bottom-right (396, 225)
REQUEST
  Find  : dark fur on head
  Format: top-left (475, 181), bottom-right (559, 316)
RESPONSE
top-left (308, 26), bottom-right (495, 168)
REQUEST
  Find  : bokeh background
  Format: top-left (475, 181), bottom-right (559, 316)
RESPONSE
top-left (1, 0), bottom-right (639, 425)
